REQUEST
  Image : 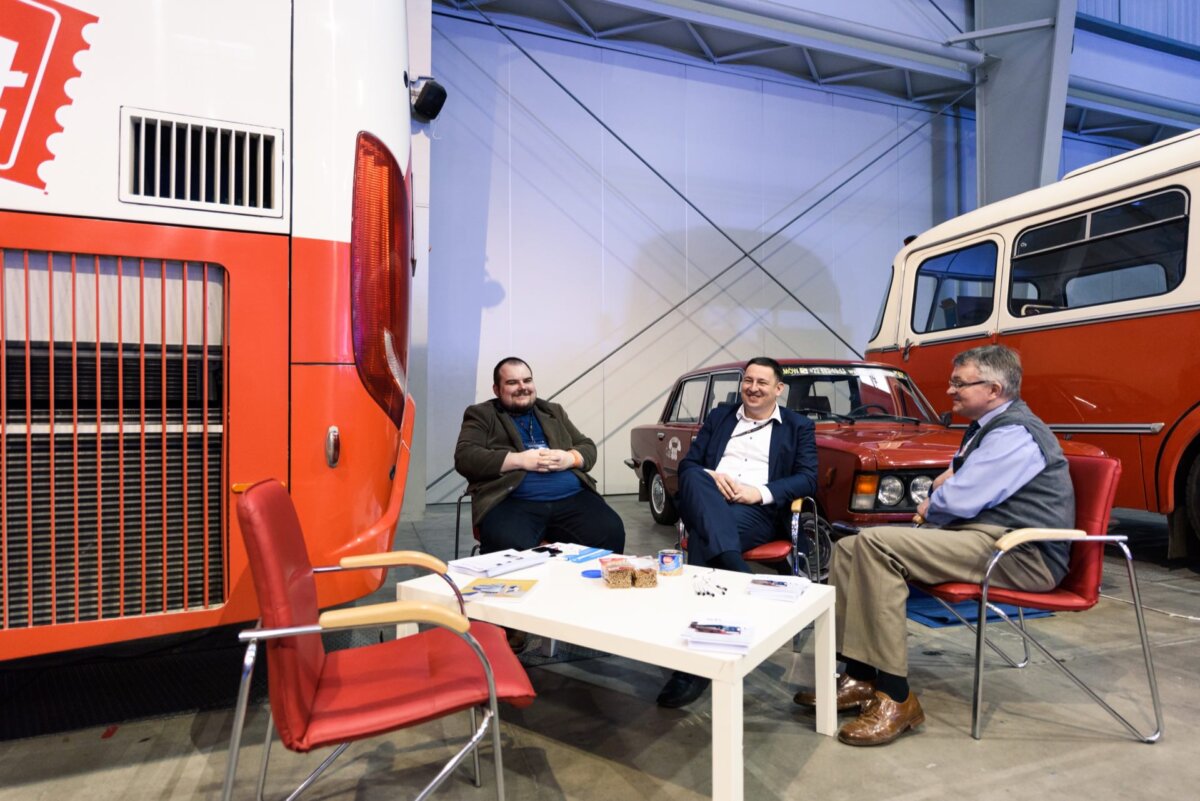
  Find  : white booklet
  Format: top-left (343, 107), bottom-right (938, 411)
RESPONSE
top-left (449, 548), bottom-right (550, 578)
top-left (682, 615), bottom-right (754, 654)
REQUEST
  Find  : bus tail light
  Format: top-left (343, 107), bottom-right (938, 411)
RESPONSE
top-left (350, 132), bottom-right (411, 429)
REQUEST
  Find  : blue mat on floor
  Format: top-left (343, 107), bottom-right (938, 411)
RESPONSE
top-left (906, 587), bottom-right (1053, 628)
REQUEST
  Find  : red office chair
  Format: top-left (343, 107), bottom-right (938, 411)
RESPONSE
top-left (222, 480), bottom-right (536, 801)
top-left (677, 497), bottom-right (830, 581)
top-left (913, 453), bottom-right (1163, 742)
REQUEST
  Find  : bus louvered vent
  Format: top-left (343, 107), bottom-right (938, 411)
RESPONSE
top-left (3, 249), bottom-right (228, 628)
top-left (121, 107), bottom-right (283, 217)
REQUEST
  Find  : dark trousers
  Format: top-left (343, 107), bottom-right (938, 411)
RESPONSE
top-left (677, 469), bottom-right (776, 564)
top-left (478, 489), bottom-right (626, 554)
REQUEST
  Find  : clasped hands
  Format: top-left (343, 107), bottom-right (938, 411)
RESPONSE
top-left (518, 448), bottom-right (576, 473)
top-left (706, 470), bottom-right (763, 505)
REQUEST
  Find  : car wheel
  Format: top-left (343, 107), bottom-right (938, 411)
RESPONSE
top-left (648, 469), bottom-right (679, 526)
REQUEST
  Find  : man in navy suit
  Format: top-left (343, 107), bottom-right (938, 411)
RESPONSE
top-left (658, 356), bottom-right (819, 708)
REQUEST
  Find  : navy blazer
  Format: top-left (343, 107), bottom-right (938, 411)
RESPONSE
top-left (678, 403), bottom-right (818, 508)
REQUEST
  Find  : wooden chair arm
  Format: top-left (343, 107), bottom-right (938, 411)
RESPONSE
top-left (318, 600), bottom-right (470, 634)
top-left (994, 528), bottom-right (1087, 552)
top-left (338, 550), bottom-right (447, 574)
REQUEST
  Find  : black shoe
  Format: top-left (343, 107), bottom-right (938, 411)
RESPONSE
top-left (656, 671), bottom-right (711, 708)
top-left (505, 628), bottom-right (528, 655)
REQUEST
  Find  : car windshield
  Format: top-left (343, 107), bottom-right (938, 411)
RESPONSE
top-left (778, 365), bottom-right (940, 424)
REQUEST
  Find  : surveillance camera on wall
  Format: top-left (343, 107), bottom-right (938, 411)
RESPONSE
top-left (410, 76), bottom-right (447, 122)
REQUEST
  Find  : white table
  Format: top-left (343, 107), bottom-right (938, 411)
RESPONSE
top-left (398, 561), bottom-right (836, 801)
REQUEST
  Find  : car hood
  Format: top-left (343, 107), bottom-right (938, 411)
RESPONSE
top-left (815, 423), bottom-right (960, 469)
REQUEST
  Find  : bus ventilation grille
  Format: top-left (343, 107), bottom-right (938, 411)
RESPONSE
top-left (2, 250), bottom-right (229, 629)
top-left (120, 107), bottom-right (284, 218)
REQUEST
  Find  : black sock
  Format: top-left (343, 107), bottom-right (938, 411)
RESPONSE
top-left (875, 671), bottom-right (909, 702)
top-left (708, 550), bottom-right (751, 573)
top-left (841, 657), bottom-right (878, 682)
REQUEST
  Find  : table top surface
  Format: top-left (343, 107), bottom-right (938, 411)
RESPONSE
top-left (399, 560), bottom-right (834, 681)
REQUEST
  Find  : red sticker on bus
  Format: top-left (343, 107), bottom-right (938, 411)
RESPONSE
top-left (0, 0), bottom-right (97, 190)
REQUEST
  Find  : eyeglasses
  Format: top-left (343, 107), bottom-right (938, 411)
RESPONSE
top-left (948, 379), bottom-right (991, 390)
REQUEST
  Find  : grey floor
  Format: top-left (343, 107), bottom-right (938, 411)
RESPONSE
top-left (2, 496), bottom-right (1198, 800)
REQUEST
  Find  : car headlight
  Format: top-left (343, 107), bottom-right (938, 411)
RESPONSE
top-left (877, 475), bottom-right (904, 506)
top-left (909, 475), bottom-right (933, 504)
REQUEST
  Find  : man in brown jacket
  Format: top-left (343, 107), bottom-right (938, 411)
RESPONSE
top-left (454, 357), bottom-right (625, 555)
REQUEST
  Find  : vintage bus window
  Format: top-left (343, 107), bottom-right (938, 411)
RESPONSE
top-left (1010, 190), bottom-right (1187, 316)
top-left (911, 241), bottom-right (997, 334)
top-left (1015, 215), bottom-right (1086, 256)
top-left (669, 377), bottom-right (708, 423)
top-left (1091, 191), bottom-right (1186, 237)
top-left (708, 372), bottom-right (741, 413)
top-left (1066, 263), bottom-right (1168, 306)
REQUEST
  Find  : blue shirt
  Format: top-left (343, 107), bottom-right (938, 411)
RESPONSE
top-left (925, 401), bottom-right (1046, 526)
top-left (508, 411), bottom-right (582, 502)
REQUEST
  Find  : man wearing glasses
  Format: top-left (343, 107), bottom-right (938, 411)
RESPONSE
top-left (793, 344), bottom-right (1073, 746)
top-left (657, 356), bottom-right (818, 708)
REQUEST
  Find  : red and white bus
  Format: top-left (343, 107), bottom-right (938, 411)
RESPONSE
top-left (868, 129), bottom-right (1200, 557)
top-left (1, 0), bottom-right (415, 659)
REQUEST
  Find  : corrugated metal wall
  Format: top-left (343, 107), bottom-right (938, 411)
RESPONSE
top-left (1079, 0), bottom-right (1200, 46)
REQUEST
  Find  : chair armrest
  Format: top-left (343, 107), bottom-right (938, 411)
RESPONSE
top-left (994, 528), bottom-right (1086, 552)
top-left (318, 600), bottom-right (470, 634)
top-left (337, 550), bottom-right (447, 574)
top-left (791, 496), bottom-right (816, 513)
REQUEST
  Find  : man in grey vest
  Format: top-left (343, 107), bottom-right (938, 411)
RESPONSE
top-left (794, 344), bottom-right (1073, 746)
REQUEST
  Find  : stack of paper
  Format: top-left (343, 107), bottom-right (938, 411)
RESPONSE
top-left (746, 575), bottom-right (811, 602)
top-left (449, 548), bottom-right (550, 578)
top-left (682, 615), bottom-right (754, 653)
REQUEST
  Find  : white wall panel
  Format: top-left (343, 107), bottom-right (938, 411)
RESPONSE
top-left (427, 16), bottom-right (963, 499)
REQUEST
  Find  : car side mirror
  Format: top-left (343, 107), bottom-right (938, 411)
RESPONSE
top-left (940, 411), bottom-right (953, 427)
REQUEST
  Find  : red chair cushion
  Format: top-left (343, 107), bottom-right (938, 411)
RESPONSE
top-left (917, 581), bottom-right (1097, 613)
top-left (742, 540), bottom-right (793, 562)
top-left (296, 621), bottom-right (536, 752)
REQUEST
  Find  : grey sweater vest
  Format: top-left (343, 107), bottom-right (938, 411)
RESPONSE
top-left (954, 400), bottom-right (1074, 583)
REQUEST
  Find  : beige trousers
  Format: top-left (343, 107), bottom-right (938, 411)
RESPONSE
top-left (831, 524), bottom-right (1056, 677)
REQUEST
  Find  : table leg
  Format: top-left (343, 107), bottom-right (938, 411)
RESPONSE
top-left (813, 600), bottom-right (837, 736)
top-left (711, 677), bottom-right (743, 801)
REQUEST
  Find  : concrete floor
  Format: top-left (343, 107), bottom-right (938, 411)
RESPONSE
top-left (2, 496), bottom-right (1198, 800)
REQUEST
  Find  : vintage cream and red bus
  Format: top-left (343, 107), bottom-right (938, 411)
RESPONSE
top-left (867, 129), bottom-right (1200, 556)
top-left (1, 0), bottom-right (415, 659)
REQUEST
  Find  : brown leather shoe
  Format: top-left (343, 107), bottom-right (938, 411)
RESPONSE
top-left (836, 691), bottom-right (925, 746)
top-left (793, 674), bottom-right (877, 712)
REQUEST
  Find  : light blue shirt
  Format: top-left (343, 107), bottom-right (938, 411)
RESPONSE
top-left (924, 401), bottom-right (1046, 526)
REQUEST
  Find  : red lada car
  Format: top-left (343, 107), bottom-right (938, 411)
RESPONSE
top-left (626, 360), bottom-right (965, 545)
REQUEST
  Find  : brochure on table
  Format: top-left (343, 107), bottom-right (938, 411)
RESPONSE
top-left (682, 615), bottom-right (755, 654)
top-left (461, 578), bottom-right (537, 600)
top-left (448, 548), bottom-right (550, 578)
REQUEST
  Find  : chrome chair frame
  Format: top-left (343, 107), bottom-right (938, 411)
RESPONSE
top-left (221, 566), bottom-right (509, 801)
top-left (950, 533), bottom-right (1164, 742)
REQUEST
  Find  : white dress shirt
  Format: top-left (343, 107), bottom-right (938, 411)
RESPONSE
top-left (713, 403), bottom-right (781, 505)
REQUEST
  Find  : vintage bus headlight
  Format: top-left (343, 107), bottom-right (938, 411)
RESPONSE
top-left (909, 475), bottom-right (933, 504)
top-left (877, 475), bottom-right (905, 506)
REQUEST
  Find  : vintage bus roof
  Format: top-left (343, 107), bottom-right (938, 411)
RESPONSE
top-left (905, 127), bottom-right (1200, 253)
